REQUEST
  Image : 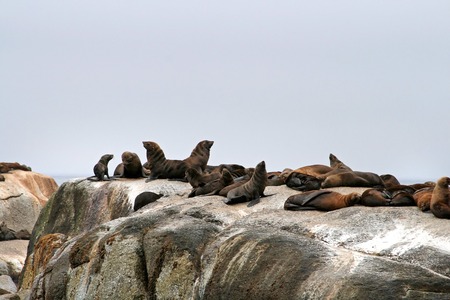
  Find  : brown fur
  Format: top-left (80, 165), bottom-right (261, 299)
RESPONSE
top-left (185, 168), bottom-right (222, 188)
top-left (90, 154), bottom-right (114, 181)
top-left (188, 169), bottom-right (234, 197)
top-left (430, 177), bottom-right (450, 219)
top-left (0, 162), bottom-right (31, 173)
top-left (413, 187), bottom-right (434, 211)
top-left (380, 174), bottom-right (401, 188)
top-left (183, 140), bottom-right (214, 171)
top-left (205, 164), bottom-right (248, 178)
top-left (360, 187), bottom-right (415, 206)
top-left (143, 141), bottom-right (188, 181)
top-left (225, 161), bottom-right (268, 205)
top-left (284, 190), bottom-right (360, 211)
top-left (290, 164), bottom-right (333, 178)
top-left (118, 151), bottom-right (146, 178)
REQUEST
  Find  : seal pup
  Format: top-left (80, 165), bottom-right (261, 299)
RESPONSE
top-left (116, 151), bottom-right (146, 178)
top-left (205, 164), bottom-right (248, 179)
top-left (185, 167), bottom-right (222, 188)
top-left (284, 190), bottom-right (360, 211)
top-left (413, 187), bottom-right (434, 211)
top-left (430, 176), bottom-right (450, 219)
top-left (266, 171), bottom-right (285, 186)
top-left (224, 161), bottom-right (268, 207)
top-left (134, 192), bottom-right (163, 211)
top-left (183, 140), bottom-right (214, 172)
top-left (188, 169), bottom-right (234, 197)
top-left (143, 141), bottom-right (189, 181)
top-left (87, 154), bottom-right (114, 181)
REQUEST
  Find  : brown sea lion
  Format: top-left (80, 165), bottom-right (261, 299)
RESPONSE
top-left (321, 171), bottom-right (384, 188)
top-left (285, 172), bottom-right (322, 191)
top-left (0, 162), bottom-right (31, 173)
top-left (380, 174), bottom-right (401, 188)
top-left (284, 190), bottom-right (360, 211)
top-left (289, 164), bottom-right (333, 178)
top-left (217, 171), bottom-right (254, 197)
top-left (183, 140), bottom-right (214, 172)
top-left (188, 169), bottom-right (234, 197)
top-left (266, 171), bottom-right (285, 186)
top-left (185, 167), bottom-right (222, 188)
top-left (360, 186), bottom-right (415, 207)
top-left (117, 151), bottom-right (146, 178)
top-left (133, 192), bottom-right (163, 211)
top-left (143, 141), bottom-right (189, 181)
top-left (224, 161), bottom-right (268, 207)
top-left (88, 154), bottom-right (114, 181)
top-left (413, 187), bottom-right (434, 211)
top-left (430, 176), bottom-right (450, 219)
top-left (205, 164), bottom-right (248, 178)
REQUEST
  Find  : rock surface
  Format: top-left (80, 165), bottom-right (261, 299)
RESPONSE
top-left (0, 170), bottom-right (58, 233)
top-left (19, 178), bottom-right (450, 299)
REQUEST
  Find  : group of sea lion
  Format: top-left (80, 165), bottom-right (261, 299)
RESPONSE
top-left (87, 140), bottom-right (450, 219)
top-left (0, 162), bottom-right (32, 181)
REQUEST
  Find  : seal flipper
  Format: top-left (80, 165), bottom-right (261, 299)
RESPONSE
top-left (247, 197), bottom-right (260, 207)
top-left (284, 190), bottom-right (332, 210)
top-left (296, 190), bottom-right (332, 206)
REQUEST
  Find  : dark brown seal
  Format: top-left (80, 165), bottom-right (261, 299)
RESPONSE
top-left (359, 186), bottom-right (415, 207)
top-left (380, 174), bottom-right (401, 188)
top-left (185, 167), bottom-right (222, 188)
top-left (430, 177), bottom-right (450, 219)
top-left (117, 151), bottom-right (146, 178)
top-left (133, 192), bottom-right (163, 211)
top-left (284, 190), bottom-right (360, 211)
top-left (143, 141), bottom-right (189, 181)
top-left (224, 161), bottom-right (268, 206)
top-left (289, 164), bottom-right (333, 178)
top-left (183, 140), bottom-right (214, 172)
top-left (205, 164), bottom-right (248, 178)
top-left (0, 162), bottom-right (31, 173)
top-left (188, 169), bottom-right (234, 197)
top-left (285, 172), bottom-right (321, 191)
top-left (88, 154), bottom-right (114, 181)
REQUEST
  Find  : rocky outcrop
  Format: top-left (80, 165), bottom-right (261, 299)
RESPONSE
top-left (19, 178), bottom-right (450, 299)
top-left (0, 170), bottom-right (58, 234)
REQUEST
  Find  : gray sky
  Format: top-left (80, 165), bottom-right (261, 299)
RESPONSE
top-left (1, 1), bottom-right (449, 182)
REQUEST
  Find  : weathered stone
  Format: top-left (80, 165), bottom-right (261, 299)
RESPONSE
top-left (17, 179), bottom-right (450, 299)
top-left (0, 275), bottom-right (17, 295)
top-left (0, 240), bottom-right (28, 283)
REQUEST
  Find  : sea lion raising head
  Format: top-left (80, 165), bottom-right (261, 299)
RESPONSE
top-left (142, 141), bottom-right (188, 181)
top-left (184, 140), bottom-right (214, 172)
top-left (89, 154), bottom-right (114, 181)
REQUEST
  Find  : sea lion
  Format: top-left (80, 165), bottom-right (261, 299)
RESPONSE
top-left (188, 169), bottom-right (234, 197)
top-left (143, 141), bottom-right (189, 181)
top-left (117, 151), bottom-right (146, 178)
top-left (133, 191), bottom-right (163, 211)
top-left (266, 171), bottom-right (285, 186)
top-left (284, 190), bottom-right (360, 211)
top-left (321, 171), bottom-right (383, 188)
top-left (205, 164), bottom-right (248, 178)
top-left (413, 187), bottom-right (434, 211)
top-left (185, 167), bottom-right (222, 188)
top-left (380, 174), bottom-right (401, 188)
top-left (183, 140), bottom-right (214, 172)
top-left (285, 172), bottom-right (321, 191)
top-left (88, 154), bottom-right (114, 181)
top-left (0, 162), bottom-right (31, 173)
top-left (224, 160), bottom-right (268, 207)
top-left (359, 187), bottom-right (415, 206)
top-left (289, 164), bottom-right (333, 178)
top-left (430, 176), bottom-right (450, 219)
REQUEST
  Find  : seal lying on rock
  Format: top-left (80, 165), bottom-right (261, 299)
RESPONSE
top-left (88, 154), bottom-right (114, 181)
top-left (134, 192), bottom-right (163, 211)
top-left (430, 176), bottom-right (450, 219)
top-left (224, 161), bottom-right (268, 207)
top-left (284, 190), bottom-right (360, 211)
top-left (0, 162), bottom-right (31, 173)
top-left (185, 167), bottom-right (222, 188)
top-left (359, 186), bottom-right (415, 207)
top-left (413, 187), bottom-right (434, 212)
top-left (188, 169), bottom-right (234, 197)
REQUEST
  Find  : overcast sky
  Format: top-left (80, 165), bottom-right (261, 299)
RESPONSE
top-left (1, 1), bottom-right (449, 183)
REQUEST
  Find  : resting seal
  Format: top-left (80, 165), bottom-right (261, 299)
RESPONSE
top-left (134, 192), bottom-right (163, 211)
top-left (284, 190), bottom-right (360, 211)
top-left (413, 187), bottom-right (434, 211)
top-left (143, 141), bottom-right (189, 181)
top-left (184, 140), bottom-right (214, 171)
top-left (359, 186), bottom-right (415, 206)
top-left (188, 169), bottom-right (234, 197)
top-left (205, 164), bottom-right (248, 178)
top-left (380, 174), bottom-right (401, 188)
top-left (116, 151), bottom-right (146, 178)
top-left (285, 172), bottom-right (321, 191)
top-left (224, 161), bottom-right (268, 207)
top-left (430, 176), bottom-right (450, 219)
top-left (88, 154), bottom-right (114, 181)
top-left (0, 162), bottom-right (31, 173)
top-left (185, 167), bottom-right (221, 188)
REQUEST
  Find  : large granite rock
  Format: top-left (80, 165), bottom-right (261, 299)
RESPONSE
top-left (0, 170), bottom-right (58, 234)
top-left (19, 178), bottom-right (450, 299)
